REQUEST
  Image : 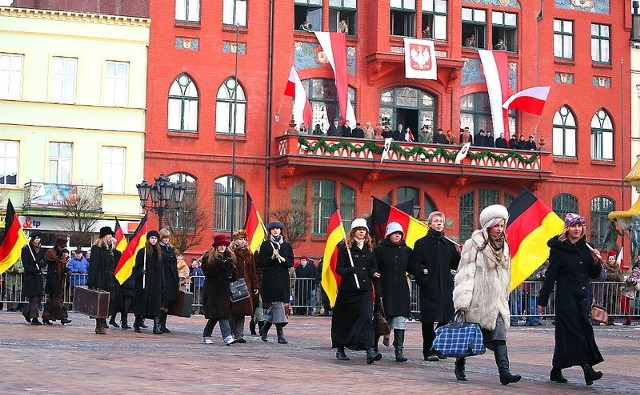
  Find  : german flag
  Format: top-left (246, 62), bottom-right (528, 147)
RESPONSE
top-left (244, 192), bottom-right (266, 253)
top-left (0, 200), bottom-right (28, 275)
top-left (114, 217), bottom-right (127, 252)
top-left (114, 214), bottom-right (148, 284)
top-left (506, 188), bottom-right (564, 291)
top-left (370, 197), bottom-right (428, 249)
top-left (321, 204), bottom-right (346, 307)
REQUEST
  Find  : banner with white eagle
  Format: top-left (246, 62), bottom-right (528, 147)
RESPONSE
top-left (404, 38), bottom-right (437, 80)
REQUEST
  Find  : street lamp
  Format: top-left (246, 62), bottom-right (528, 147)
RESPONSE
top-left (136, 174), bottom-right (186, 229)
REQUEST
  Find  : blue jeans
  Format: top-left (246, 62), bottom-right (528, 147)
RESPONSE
top-left (509, 289), bottom-right (523, 325)
top-left (525, 295), bottom-right (540, 325)
top-left (203, 318), bottom-right (231, 339)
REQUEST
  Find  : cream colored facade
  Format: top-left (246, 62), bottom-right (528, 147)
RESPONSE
top-left (0, 7), bottom-right (149, 231)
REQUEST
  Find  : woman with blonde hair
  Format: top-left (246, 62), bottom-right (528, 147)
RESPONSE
top-left (331, 218), bottom-right (381, 364)
top-left (229, 229), bottom-right (260, 343)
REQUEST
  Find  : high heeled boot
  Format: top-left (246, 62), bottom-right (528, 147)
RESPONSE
top-left (493, 341), bottom-right (521, 385)
top-left (260, 321), bottom-right (272, 342)
top-left (160, 311), bottom-right (171, 333)
top-left (121, 314), bottom-right (131, 330)
top-left (133, 316), bottom-right (142, 333)
top-left (455, 357), bottom-right (467, 381)
top-left (393, 329), bottom-right (407, 362)
top-left (582, 364), bottom-right (603, 385)
top-left (152, 316), bottom-right (163, 334)
top-left (249, 319), bottom-right (257, 335)
top-left (550, 367), bottom-right (568, 383)
top-left (276, 323), bottom-right (288, 344)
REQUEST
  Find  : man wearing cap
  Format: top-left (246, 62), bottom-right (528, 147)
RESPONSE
top-left (410, 211), bottom-right (460, 362)
top-left (42, 235), bottom-right (72, 325)
top-left (67, 247), bottom-right (89, 289)
top-left (21, 232), bottom-right (45, 325)
top-left (257, 221), bottom-right (294, 344)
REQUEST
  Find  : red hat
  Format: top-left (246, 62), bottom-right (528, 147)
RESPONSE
top-left (300, 256), bottom-right (308, 261)
top-left (608, 250), bottom-right (617, 257)
top-left (212, 234), bottom-right (230, 248)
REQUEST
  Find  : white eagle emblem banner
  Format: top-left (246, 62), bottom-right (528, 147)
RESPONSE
top-left (404, 38), bottom-right (437, 80)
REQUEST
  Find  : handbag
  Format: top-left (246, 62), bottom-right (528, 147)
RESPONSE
top-left (229, 278), bottom-right (250, 302)
top-left (432, 311), bottom-right (486, 358)
top-left (590, 303), bottom-right (608, 324)
top-left (373, 297), bottom-right (391, 336)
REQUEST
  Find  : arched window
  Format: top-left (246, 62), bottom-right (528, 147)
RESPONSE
top-left (590, 196), bottom-right (615, 247)
top-left (168, 74), bottom-right (198, 132)
top-left (458, 189), bottom-right (514, 241)
top-left (166, 173), bottom-right (197, 232)
top-left (591, 109), bottom-right (613, 160)
top-left (216, 78), bottom-right (246, 135)
top-left (552, 193), bottom-right (578, 220)
top-left (459, 191), bottom-right (475, 241)
top-left (214, 175), bottom-right (245, 231)
top-left (302, 78), bottom-right (356, 132)
top-left (460, 92), bottom-right (516, 139)
top-left (552, 106), bottom-right (576, 157)
top-left (379, 86), bottom-right (436, 141)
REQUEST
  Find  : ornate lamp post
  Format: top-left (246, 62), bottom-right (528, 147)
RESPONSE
top-left (136, 174), bottom-right (186, 230)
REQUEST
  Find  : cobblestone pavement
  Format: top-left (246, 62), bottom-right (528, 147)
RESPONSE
top-left (1, 311), bottom-right (639, 394)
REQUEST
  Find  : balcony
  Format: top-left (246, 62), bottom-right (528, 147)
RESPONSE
top-left (273, 134), bottom-right (551, 192)
top-left (23, 182), bottom-right (103, 215)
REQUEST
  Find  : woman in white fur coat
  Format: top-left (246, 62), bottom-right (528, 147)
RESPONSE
top-left (452, 204), bottom-right (521, 385)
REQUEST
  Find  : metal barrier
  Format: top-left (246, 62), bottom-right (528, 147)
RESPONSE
top-left (2, 273), bottom-right (638, 320)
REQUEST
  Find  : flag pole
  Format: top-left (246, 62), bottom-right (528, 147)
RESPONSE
top-left (343, 232), bottom-right (360, 290)
top-left (142, 247), bottom-right (147, 290)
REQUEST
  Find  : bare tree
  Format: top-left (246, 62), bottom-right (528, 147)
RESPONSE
top-left (165, 196), bottom-right (209, 254)
top-left (271, 207), bottom-right (311, 248)
top-left (61, 186), bottom-right (103, 246)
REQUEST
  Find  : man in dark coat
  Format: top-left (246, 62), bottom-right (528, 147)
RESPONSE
top-left (433, 128), bottom-right (448, 144)
top-left (374, 222), bottom-right (412, 362)
top-left (327, 119), bottom-right (341, 136)
top-left (352, 122), bottom-right (364, 138)
top-left (21, 232), bottom-right (45, 325)
top-left (294, 257), bottom-right (316, 315)
top-left (341, 120), bottom-right (353, 138)
top-left (495, 133), bottom-right (508, 148)
top-left (257, 221), bottom-right (294, 343)
top-left (410, 211), bottom-right (460, 361)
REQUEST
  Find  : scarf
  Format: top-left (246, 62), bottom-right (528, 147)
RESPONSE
top-left (270, 234), bottom-right (283, 248)
top-left (427, 227), bottom-right (444, 240)
top-left (488, 233), bottom-right (506, 266)
top-left (355, 238), bottom-right (365, 250)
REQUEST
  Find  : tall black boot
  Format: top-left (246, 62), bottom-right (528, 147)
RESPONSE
top-left (260, 321), bottom-right (272, 342)
top-left (109, 315), bottom-right (120, 328)
top-left (393, 329), bottom-right (407, 362)
top-left (336, 346), bottom-right (350, 360)
top-left (133, 316), bottom-right (142, 333)
top-left (582, 364), bottom-right (603, 385)
top-left (550, 367), bottom-right (568, 383)
top-left (366, 348), bottom-right (382, 364)
top-left (152, 316), bottom-right (163, 335)
top-left (373, 335), bottom-right (381, 354)
top-left (121, 314), bottom-right (131, 330)
top-left (160, 311), bottom-right (171, 333)
top-left (494, 341), bottom-right (521, 385)
top-left (276, 323), bottom-right (288, 344)
top-left (249, 319), bottom-right (257, 335)
top-left (455, 357), bottom-right (467, 381)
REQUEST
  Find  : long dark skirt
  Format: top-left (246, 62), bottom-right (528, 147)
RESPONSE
top-left (331, 289), bottom-right (374, 351)
top-left (42, 293), bottom-right (68, 321)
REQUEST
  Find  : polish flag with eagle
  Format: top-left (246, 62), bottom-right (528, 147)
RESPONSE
top-left (404, 38), bottom-right (437, 80)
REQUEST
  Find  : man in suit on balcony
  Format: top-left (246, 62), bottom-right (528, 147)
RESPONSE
top-left (327, 119), bottom-right (341, 136)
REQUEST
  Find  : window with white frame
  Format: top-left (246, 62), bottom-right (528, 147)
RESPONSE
top-left (175, 0), bottom-right (200, 22)
top-left (0, 140), bottom-right (19, 186)
top-left (491, 11), bottom-right (517, 52)
top-left (554, 19), bottom-right (573, 59)
top-left (421, 0), bottom-right (447, 41)
top-left (591, 108), bottom-right (613, 160)
top-left (216, 78), bottom-right (246, 135)
top-left (591, 23), bottom-right (610, 64)
top-left (329, 0), bottom-right (357, 35)
top-left (168, 74), bottom-right (199, 132)
top-left (105, 61), bottom-right (129, 107)
top-left (552, 106), bottom-right (576, 157)
top-left (295, 0), bottom-right (323, 32)
top-left (0, 53), bottom-right (24, 100)
top-left (390, 0), bottom-right (416, 37)
top-left (462, 8), bottom-right (486, 48)
top-left (52, 57), bottom-right (77, 103)
top-left (223, 0), bottom-right (247, 27)
top-left (49, 142), bottom-right (72, 184)
top-left (102, 147), bottom-right (125, 193)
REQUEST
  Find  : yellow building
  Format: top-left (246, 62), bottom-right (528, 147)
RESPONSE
top-left (0, 7), bottom-right (149, 242)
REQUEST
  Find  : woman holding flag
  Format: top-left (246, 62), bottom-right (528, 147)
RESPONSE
top-left (132, 230), bottom-right (165, 335)
top-left (331, 218), bottom-right (381, 364)
top-left (88, 226), bottom-right (121, 334)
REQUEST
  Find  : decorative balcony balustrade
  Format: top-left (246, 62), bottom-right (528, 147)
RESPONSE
top-left (23, 182), bottom-right (103, 212)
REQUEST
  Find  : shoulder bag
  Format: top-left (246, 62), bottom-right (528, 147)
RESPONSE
top-left (590, 303), bottom-right (608, 325)
top-left (229, 278), bottom-right (250, 302)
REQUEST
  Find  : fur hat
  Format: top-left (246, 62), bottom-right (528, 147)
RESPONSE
top-left (212, 234), bottom-right (230, 247)
top-left (99, 226), bottom-right (115, 238)
top-left (233, 229), bottom-right (248, 240)
top-left (564, 213), bottom-right (585, 227)
top-left (479, 204), bottom-right (509, 229)
top-left (29, 231), bottom-right (42, 240)
top-left (385, 222), bottom-right (404, 238)
top-left (267, 221), bottom-right (284, 231)
top-left (55, 235), bottom-right (67, 247)
top-left (350, 218), bottom-right (369, 231)
top-left (147, 230), bottom-right (160, 239)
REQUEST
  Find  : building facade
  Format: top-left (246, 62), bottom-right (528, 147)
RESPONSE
top-left (0, 6), bottom-right (150, 243)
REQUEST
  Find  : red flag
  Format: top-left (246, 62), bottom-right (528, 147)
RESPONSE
top-left (114, 217), bottom-right (127, 252)
top-left (284, 66), bottom-right (312, 129)
top-left (244, 192), bottom-right (266, 253)
top-left (502, 86), bottom-right (550, 116)
top-left (321, 204), bottom-right (346, 307)
top-left (0, 199), bottom-right (28, 275)
top-left (114, 214), bottom-right (148, 284)
top-left (479, 49), bottom-right (510, 140)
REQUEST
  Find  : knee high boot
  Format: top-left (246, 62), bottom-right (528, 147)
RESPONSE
top-left (121, 313), bottom-right (131, 330)
top-left (249, 318), bottom-right (257, 335)
top-left (276, 323), bottom-right (288, 344)
top-left (152, 316), bottom-right (163, 335)
top-left (133, 316), bottom-right (142, 333)
top-left (95, 318), bottom-right (107, 335)
top-left (582, 364), bottom-right (603, 385)
top-left (260, 321), bottom-right (272, 342)
top-left (393, 329), bottom-right (407, 362)
top-left (160, 311), bottom-right (171, 333)
top-left (494, 341), bottom-right (521, 385)
top-left (455, 357), bottom-right (467, 381)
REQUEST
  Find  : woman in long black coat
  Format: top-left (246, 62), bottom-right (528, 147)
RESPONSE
top-left (410, 211), bottom-right (460, 361)
top-left (158, 228), bottom-right (180, 333)
top-left (89, 226), bottom-right (121, 334)
top-left (374, 222), bottom-right (412, 362)
top-left (42, 236), bottom-right (71, 325)
top-left (331, 218), bottom-right (381, 364)
top-left (538, 213), bottom-right (604, 385)
top-left (257, 221), bottom-right (294, 344)
top-left (21, 232), bottom-right (45, 325)
top-left (132, 231), bottom-right (165, 335)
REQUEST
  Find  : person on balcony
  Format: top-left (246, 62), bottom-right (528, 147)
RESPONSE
top-left (392, 123), bottom-right (404, 141)
top-left (525, 135), bottom-right (538, 150)
top-left (327, 119), bottom-right (341, 136)
top-left (433, 128), bottom-right (448, 144)
top-left (508, 134), bottom-right (518, 149)
top-left (300, 20), bottom-right (313, 32)
top-left (338, 19), bottom-right (348, 34)
top-left (418, 125), bottom-right (432, 143)
top-left (495, 133), bottom-right (508, 148)
top-left (459, 127), bottom-right (473, 145)
top-left (352, 122), bottom-right (364, 138)
top-left (363, 122), bottom-right (375, 139)
top-left (403, 127), bottom-right (415, 142)
top-left (341, 119), bottom-right (353, 138)
top-left (494, 38), bottom-right (507, 51)
top-left (312, 123), bottom-right (323, 135)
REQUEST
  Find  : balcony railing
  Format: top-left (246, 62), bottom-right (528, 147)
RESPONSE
top-left (23, 182), bottom-right (103, 212)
